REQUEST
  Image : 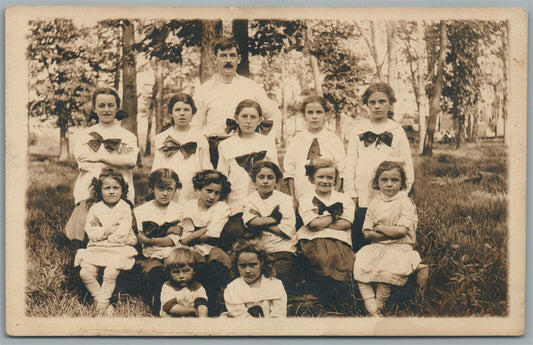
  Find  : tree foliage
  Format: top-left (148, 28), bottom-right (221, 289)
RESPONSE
top-left (27, 19), bottom-right (95, 160)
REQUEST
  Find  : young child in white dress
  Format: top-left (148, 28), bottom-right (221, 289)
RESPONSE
top-left (223, 239), bottom-right (287, 318)
top-left (344, 82), bottom-right (414, 252)
top-left (74, 168), bottom-right (138, 316)
top-left (242, 161), bottom-right (297, 294)
top-left (152, 92), bottom-right (212, 203)
top-left (66, 87), bottom-right (139, 243)
top-left (297, 158), bottom-right (355, 307)
top-left (354, 161), bottom-right (421, 316)
top-left (134, 168), bottom-right (184, 315)
top-left (283, 94), bottom-right (346, 203)
top-left (179, 170), bottom-right (232, 316)
top-left (217, 99), bottom-right (279, 250)
top-left (160, 247), bottom-right (208, 317)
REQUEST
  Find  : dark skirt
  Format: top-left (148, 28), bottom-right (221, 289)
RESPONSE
top-left (64, 201), bottom-right (89, 241)
top-left (299, 238), bottom-right (355, 282)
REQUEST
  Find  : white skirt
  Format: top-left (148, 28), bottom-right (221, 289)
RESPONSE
top-left (354, 243), bottom-right (421, 286)
top-left (74, 245), bottom-right (137, 270)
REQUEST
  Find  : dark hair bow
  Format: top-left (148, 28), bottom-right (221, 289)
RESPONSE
top-left (256, 120), bottom-right (273, 135)
top-left (235, 150), bottom-right (267, 175)
top-left (160, 136), bottom-right (198, 159)
top-left (142, 219), bottom-right (181, 238)
top-left (304, 163), bottom-right (316, 177)
top-left (87, 132), bottom-right (121, 152)
top-left (225, 118), bottom-right (274, 136)
top-left (225, 118), bottom-right (239, 134)
top-left (312, 197), bottom-right (344, 220)
top-left (358, 131), bottom-right (393, 147)
top-left (88, 109), bottom-right (129, 123)
top-left (307, 137), bottom-right (321, 161)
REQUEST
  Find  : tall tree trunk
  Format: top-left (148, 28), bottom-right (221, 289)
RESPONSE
top-left (456, 112), bottom-right (465, 149)
top-left (471, 109), bottom-right (479, 144)
top-left (232, 19), bottom-right (249, 77)
top-left (466, 108), bottom-right (472, 142)
top-left (386, 21), bottom-right (396, 84)
top-left (120, 19), bottom-right (138, 137)
top-left (154, 60), bottom-right (165, 134)
top-left (114, 26), bottom-right (121, 90)
top-left (200, 20), bottom-right (222, 83)
top-left (422, 20), bottom-right (447, 156)
top-left (305, 22), bottom-right (322, 95)
top-left (58, 120), bottom-right (69, 162)
top-left (280, 54), bottom-right (288, 148)
top-left (145, 113), bottom-right (153, 156)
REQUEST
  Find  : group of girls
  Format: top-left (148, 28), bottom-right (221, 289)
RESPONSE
top-left (66, 81), bottom-right (420, 318)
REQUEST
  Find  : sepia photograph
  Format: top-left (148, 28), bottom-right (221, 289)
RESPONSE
top-left (5, 5), bottom-right (527, 336)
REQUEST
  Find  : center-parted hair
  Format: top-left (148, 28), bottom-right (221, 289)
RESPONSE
top-left (192, 170), bottom-right (232, 201)
top-left (164, 247), bottom-right (202, 272)
top-left (88, 167), bottom-right (129, 206)
top-left (300, 93), bottom-right (330, 114)
top-left (231, 238), bottom-right (273, 279)
top-left (362, 82), bottom-right (397, 106)
top-left (160, 92), bottom-right (197, 132)
top-left (372, 161), bottom-right (408, 191)
top-left (145, 168), bottom-right (182, 201)
top-left (89, 87), bottom-right (129, 123)
top-left (234, 99), bottom-right (263, 119)
top-left (250, 160), bottom-right (283, 183)
top-left (305, 157), bottom-right (339, 183)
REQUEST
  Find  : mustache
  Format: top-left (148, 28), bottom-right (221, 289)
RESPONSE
top-left (223, 62), bottom-right (234, 68)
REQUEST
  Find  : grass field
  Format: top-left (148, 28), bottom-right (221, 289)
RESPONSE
top-left (24, 142), bottom-right (508, 317)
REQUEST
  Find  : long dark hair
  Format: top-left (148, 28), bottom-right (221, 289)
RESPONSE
top-left (192, 170), bottom-right (231, 201)
top-left (87, 168), bottom-right (130, 207)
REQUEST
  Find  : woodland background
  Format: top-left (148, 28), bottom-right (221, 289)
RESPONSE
top-left (25, 17), bottom-right (509, 317)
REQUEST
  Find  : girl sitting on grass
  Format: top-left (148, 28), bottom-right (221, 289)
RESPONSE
top-left (74, 168), bottom-right (138, 316)
top-left (297, 158), bottom-right (355, 308)
top-left (354, 161), bottom-right (421, 317)
top-left (242, 160), bottom-right (297, 295)
top-left (223, 239), bottom-right (287, 318)
top-left (160, 247), bottom-right (208, 318)
top-left (134, 168), bottom-right (184, 315)
top-left (179, 170), bottom-right (232, 316)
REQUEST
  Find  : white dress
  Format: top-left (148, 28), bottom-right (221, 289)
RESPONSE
top-left (354, 193), bottom-right (421, 286)
top-left (217, 133), bottom-right (279, 216)
top-left (134, 200), bottom-right (183, 259)
top-left (73, 123), bottom-right (139, 204)
top-left (344, 118), bottom-right (414, 208)
top-left (242, 190), bottom-right (297, 254)
top-left (223, 276), bottom-right (287, 318)
top-left (180, 199), bottom-right (230, 257)
top-left (152, 127), bottom-right (212, 203)
top-left (74, 200), bottom-right (138, 270)
top-left (283, 128), bottom-right (346, 200)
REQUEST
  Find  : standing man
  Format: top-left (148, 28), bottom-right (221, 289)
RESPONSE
top-left (192, 37), bottom-right (281, 168)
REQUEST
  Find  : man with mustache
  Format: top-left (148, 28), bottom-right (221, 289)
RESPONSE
top-left (192, 37), bottom-right (281, 168)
